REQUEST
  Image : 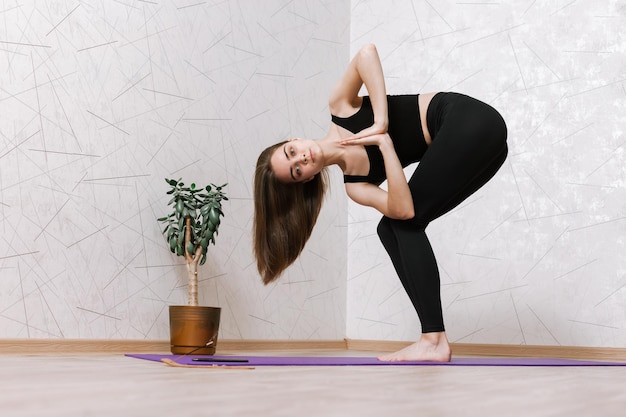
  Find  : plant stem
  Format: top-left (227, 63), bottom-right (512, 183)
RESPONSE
top-left (184, 217), bottom-right (199, 306)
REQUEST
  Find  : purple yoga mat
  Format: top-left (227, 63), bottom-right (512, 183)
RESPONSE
top-left (125, 354), bottom-right (626, 367)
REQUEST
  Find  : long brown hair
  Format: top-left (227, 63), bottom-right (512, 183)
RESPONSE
top-left (253, 141), bottom-right (329, 285)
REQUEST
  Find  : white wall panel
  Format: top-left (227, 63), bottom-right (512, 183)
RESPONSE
top-left (0, 0), bottom-right (350, 341)
top-left (346, 0), bottom-right (626, 347)
top-left (2, 0), bottom-right (623, 349)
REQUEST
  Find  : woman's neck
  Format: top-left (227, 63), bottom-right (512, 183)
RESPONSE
top-left (317, 125), bottom-right (349, 171)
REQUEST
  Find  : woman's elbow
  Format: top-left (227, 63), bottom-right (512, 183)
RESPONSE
top-left (358, 43), bottom-right (377, 58)
top-left (388, 207), bottom-right (414, 220)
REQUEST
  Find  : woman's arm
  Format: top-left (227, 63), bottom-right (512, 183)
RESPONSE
top-left (332, 45), bottom-right (412, 219)
top-left (343, 133), bottom-right (414, 220)
top-left (329, 43), bottom-right (388, 135)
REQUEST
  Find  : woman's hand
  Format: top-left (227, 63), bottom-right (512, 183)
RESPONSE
top-left (340, 132), bottom-right (391, 148)
top-left (349, 120), bottom-right (388, 141)
top-left (342, 132), bottom-right (415, 220)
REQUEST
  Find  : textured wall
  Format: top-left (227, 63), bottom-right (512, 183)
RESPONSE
top-left (2, 0), bottom-right (624, 348)
top-left (346, 0), bottom-right (626, 347)
top-left (0, 0), bottom-right (349, 340)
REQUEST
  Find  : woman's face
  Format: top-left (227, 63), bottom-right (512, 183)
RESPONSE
top-left (270, 138), bottom-right (321, 183)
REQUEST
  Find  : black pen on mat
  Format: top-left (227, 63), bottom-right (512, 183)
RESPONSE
top-left (192, 358), bottom-right (249, 363)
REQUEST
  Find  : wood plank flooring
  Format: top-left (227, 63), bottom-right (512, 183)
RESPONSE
top-left (1, 349), bottom-right (625, 417)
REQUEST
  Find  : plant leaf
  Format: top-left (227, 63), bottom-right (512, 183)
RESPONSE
top-left (186, 242), bottom-right (195, 255)
top-left (175, 199), bottom-right (184, 214)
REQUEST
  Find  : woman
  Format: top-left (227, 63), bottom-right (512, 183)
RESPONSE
top-left (254, 44), bottom-right (508, 362)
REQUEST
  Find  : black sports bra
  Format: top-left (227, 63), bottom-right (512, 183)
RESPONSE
top-left (331, 95), bottom-right (428, 184)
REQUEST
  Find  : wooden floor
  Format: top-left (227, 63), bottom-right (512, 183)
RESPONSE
top-left (2, 349), bottom-right (625, 417)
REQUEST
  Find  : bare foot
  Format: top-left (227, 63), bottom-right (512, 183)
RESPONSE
top-left (378, 332), bottom-right (451, 362)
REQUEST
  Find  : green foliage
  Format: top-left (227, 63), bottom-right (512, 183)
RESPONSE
top-left (157, 178), bottom-right (228, 265)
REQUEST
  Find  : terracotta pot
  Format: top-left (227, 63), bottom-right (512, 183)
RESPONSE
top-left (169, 305), bottom-right (221, 355)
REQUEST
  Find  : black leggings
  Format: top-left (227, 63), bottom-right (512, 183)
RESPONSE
top-left (377, 93), bottom-right (508, 333)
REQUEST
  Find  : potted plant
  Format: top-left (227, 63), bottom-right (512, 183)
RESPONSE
top-left (157, 178), bottom-right (227, 355)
